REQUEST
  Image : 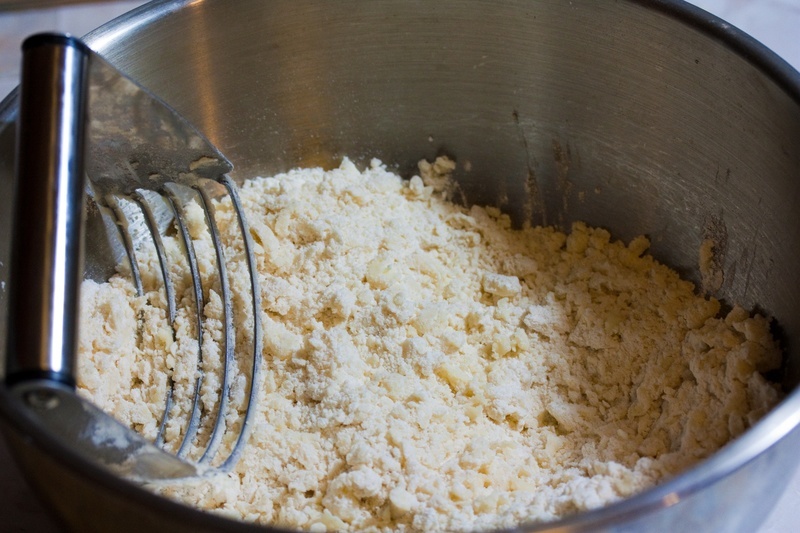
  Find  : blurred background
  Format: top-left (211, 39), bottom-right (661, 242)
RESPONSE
top-left (0, 0), bottom-right (798, 532)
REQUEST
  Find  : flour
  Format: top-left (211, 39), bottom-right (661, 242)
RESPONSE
top-left (77, 157), bottom-right (783, 532)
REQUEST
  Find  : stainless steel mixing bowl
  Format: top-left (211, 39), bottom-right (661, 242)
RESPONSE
top-left (2, 1), bottom-right (800, 531)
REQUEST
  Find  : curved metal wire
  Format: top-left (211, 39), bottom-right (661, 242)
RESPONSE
top-left (161, 186), bottom-right (206, 459)
top-left (130, 192), bottom-right (179, 449)
top-left (218, 175), bottom-right (263, 472)
top-left (190, 182), bottom-right (235, 466)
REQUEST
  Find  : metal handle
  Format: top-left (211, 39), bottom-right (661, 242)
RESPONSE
top-left (5, 34), bottom-right (91, 387)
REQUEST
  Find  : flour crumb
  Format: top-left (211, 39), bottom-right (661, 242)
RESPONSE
top-left (699, 238), bottom-right (724, 293)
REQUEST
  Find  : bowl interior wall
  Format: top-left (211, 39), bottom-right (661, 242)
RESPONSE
top-left (75, 0), bottom-right (800, 389)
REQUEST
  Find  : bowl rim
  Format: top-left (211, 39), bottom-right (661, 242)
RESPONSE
top-left (1, 0), bottom-right (800, 531)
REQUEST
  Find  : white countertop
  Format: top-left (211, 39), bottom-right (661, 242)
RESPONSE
top-left (0, 1), bottom-right (799, 532)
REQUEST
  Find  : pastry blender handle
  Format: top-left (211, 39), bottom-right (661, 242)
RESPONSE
top-left (5, 34), bottom-right (90, 388)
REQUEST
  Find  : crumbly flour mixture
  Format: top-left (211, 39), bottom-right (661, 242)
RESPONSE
top-left (78, 157), bottom-right (783, 532)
